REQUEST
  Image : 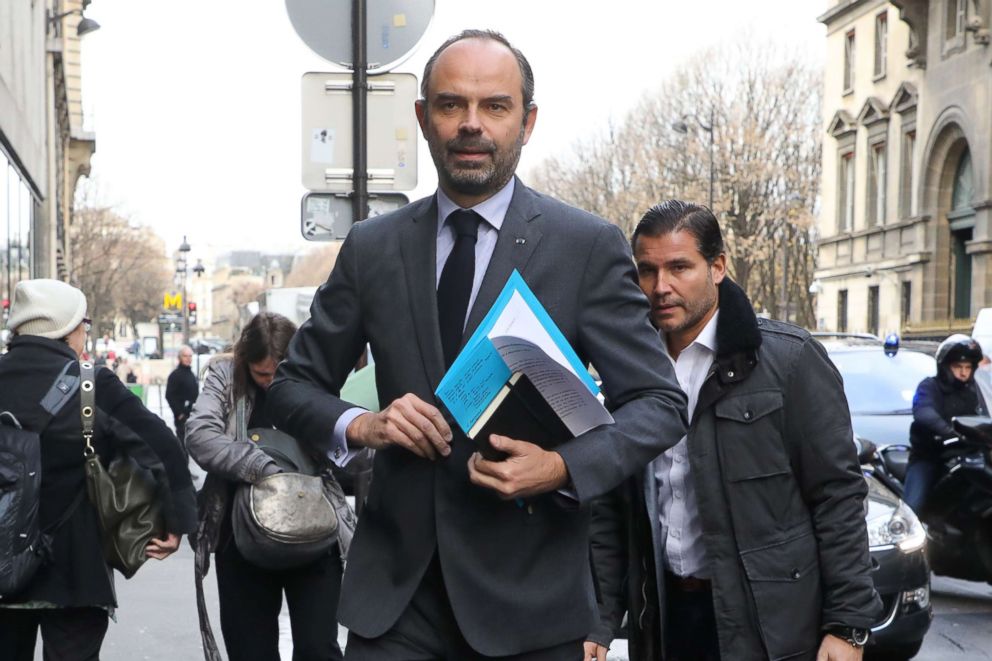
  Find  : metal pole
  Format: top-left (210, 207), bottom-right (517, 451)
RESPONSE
top-left (182, 267), bottom-right (188, 346)
top-left (351, 0), bottom-right (369, 224)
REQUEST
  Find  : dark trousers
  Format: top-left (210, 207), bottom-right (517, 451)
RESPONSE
top-left (0, 606), bottom-right (109, 661)
top-left (903, 458), bottom-right (941, 514)
top-left (215, 539), bottom-right (343, 661)
top-left (664, 572), bottom-right (721, 661)
top-left (345, 555), bottom-right (583, 661)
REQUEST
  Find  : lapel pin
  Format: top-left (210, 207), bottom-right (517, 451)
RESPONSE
top-left (515, 237), bottom-right (526, 245)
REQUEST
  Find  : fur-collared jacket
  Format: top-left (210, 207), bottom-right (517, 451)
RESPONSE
top-left (588, 279), bottom-right (882, 661)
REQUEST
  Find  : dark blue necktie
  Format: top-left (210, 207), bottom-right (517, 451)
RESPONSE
top-left (437, 209), bottom-right (480, 368)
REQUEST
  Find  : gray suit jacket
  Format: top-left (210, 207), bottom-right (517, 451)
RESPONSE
top-left (267, 179), bottom-right (687, 656)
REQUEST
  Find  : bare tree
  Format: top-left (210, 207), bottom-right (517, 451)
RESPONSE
top-left (530, 39), bottom-right (822, 327)
top-left (68, 205), bottom-right (171, 337)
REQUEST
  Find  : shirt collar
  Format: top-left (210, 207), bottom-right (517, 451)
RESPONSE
top-left (436, 177), bottom-right (515, 236)
top-left (660, 309), bottom-right (720, 358)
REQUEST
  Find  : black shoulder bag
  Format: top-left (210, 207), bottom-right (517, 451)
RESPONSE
top-left (80, 361), bottom-right (165, 578)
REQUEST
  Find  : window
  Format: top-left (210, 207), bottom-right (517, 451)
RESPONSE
top-left (874, 12), bottom-right (888, 78)
top-left (868, 285), bottom-right (880, 336)
top-left (901, 281), bottom-right (912, 324)
top-left (1, 150), bottom-right (35, 308)
top-left (844, 30), bottom-right (856, 92)
top-left (838, 151), bottom-right (855, 232)
top-left (899, 130), bottom-right (915, 218)
top-left (838, 289), bottom-right (849, 332)
top-left (867, 142), bottom-right (887, 225)
top-left (946, 0), bottom-right (966, 41)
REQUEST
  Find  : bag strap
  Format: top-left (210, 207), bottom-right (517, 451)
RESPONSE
top-left (236, 396), bottom-right (247, 442)
top-left (80, 361), bottom-right (96, 458)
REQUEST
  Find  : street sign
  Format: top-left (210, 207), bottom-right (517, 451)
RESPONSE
top-left (285, 0), bottom-right (434, 74)
top-left (301, 191), bottom-right (409, 241)
top-left (163, 291), bottom-right (183, 311)
top-left (301, 72), bottom-right (419, 192)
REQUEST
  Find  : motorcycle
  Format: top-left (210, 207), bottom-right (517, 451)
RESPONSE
top-left (863, 415), bottom-right (992, 584)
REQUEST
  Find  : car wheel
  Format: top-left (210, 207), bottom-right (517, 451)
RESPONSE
top-left (866, 642), bottom-right (923, 661)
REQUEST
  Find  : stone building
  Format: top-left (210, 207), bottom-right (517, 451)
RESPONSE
top-left (0, 0), bottom-right (97, 315)
top-left (815, 0), bottom-right (992, 338)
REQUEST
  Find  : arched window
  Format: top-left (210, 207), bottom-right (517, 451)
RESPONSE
top-left (951, 149), bottom-right (973, 212)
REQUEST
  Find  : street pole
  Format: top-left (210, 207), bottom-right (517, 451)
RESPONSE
top-left (351, 0), bottom-right (369, 224)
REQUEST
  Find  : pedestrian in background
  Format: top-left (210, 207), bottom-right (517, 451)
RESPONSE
top-left (586, 201), bottom-right (881, 661)
top-left (187, 312), bottom-right (351, 661)
top-left (0, 279), bottom-right (197, 661)
top-left (904, 334), bottom-right (987, 513)
top-left (166, 345), bottom-right (198, 443)
top-left (268, 29), bottom-right (687, 660)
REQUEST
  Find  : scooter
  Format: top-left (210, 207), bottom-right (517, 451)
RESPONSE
top-left (864, 416), bottom-right (992, 584)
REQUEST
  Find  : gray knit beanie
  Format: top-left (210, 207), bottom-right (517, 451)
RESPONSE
top-left (7, 279), bottom-right (88, 340)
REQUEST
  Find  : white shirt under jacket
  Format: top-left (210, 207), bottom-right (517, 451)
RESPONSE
top-left (653, 310), bottom-right (718, 579)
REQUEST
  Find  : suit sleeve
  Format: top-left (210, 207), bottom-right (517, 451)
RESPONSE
top-left (266, 223), bottom-right (369, 452)
top-left (788, 339), bottom-right (882, 629)
top-left (555, 223), bottom-right (688, 504)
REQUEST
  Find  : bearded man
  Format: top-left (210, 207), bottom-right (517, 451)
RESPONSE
top-left (585, 200), bottom-right (881, 661)
top-left (267, 30), bottom-right (687, 660)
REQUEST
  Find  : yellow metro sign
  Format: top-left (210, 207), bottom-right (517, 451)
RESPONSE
top-left (163, 291), bottom-right (183, 311)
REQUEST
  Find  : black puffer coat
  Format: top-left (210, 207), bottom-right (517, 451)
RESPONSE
top-left (0, 336), bottom-right (197, 607)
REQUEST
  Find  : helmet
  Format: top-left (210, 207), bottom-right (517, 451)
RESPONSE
top-left (936, 334), bottom-right (983, 381)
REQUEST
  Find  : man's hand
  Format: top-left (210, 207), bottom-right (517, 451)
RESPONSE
top-left (582, 641), bottom-right (608, 661)
top-left (346, 393), bottom-right (452, 460)
top-left (146, 533), bottom-right (181, 560)
top-left (467, 435), bottom-right (569, 499)
top-left (816, 635), bottom-right (864, 661)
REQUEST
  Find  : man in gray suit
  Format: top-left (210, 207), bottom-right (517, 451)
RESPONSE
top-left (268, 29), bottom-right (687, 660)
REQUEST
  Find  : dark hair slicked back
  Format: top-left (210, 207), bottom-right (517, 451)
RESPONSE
top-left (420, 29), bottom-right (535, 114)
top-left (631, 200), bottom-right (724, 264)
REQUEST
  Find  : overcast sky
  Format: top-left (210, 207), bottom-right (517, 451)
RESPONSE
top-left (80, 0), bottom-right (825, 258)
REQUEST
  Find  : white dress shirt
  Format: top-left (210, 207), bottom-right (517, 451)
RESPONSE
top-left (326, 179), bottom-right (517, 464)
top-left (655, 310), bottom-right (718, 578)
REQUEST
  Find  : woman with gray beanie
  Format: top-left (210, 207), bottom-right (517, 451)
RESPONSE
top-left (0, 279), bottom-right (198, 661)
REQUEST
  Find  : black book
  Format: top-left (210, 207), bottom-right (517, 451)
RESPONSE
top-left (468, 372), bottom-right (573, 461)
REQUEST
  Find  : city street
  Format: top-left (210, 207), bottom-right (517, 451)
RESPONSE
top-left (28, 384), bottom-right (992, 660)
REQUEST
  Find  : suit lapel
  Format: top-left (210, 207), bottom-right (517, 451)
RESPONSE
top-left (462, 182), bottom-right (542, 342)
top-left (398, 196), bottom-right (446, 390)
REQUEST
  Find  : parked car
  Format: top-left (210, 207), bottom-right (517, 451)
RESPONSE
top-left (817, 334), bottom-right (937, 446)
top-left (818, 335), bottom-right (935, 658)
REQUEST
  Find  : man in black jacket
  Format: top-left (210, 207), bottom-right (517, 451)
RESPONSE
top-left (586, 201), bottom-right (881, 661)
top-left (166, 345), bottom-right (198, 443)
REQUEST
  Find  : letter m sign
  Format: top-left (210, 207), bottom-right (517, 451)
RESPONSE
top-left (163, 291), bottom-right (183, 311)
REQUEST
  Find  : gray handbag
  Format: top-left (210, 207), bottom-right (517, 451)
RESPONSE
top-left (230, 427), bottom-right (339, 570)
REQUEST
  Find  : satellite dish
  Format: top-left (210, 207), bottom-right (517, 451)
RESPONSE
top-left (285, 0), bottom-right (435, 74)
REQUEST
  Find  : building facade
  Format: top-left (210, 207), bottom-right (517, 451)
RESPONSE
top-left (816, 0), bottom-right (992, 338)
top-left (0, 0), bottom-right (96, 319)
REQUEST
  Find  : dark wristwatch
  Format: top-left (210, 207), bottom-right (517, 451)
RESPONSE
top-left (825, 626), bottom-right (870, 647)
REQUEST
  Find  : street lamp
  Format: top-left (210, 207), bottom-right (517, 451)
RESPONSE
top-left (672, 106), bottom-right (716, 211)
top-left (47, 8), bottom-right (101, 37)
top-left (177, 237), bottom-right (191, 346)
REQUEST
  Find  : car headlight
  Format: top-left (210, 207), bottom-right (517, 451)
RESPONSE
top-left (866, 500), bottom-right (926, 552)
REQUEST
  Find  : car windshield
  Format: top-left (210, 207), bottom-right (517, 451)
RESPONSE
top-left (829, 349), bottom-right (936, 414)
